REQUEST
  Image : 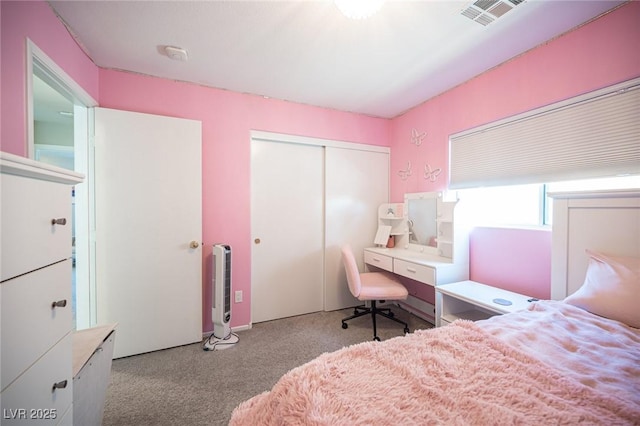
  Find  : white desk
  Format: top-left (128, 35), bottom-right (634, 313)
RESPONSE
top-left (364, 247), bottom-right (469, 324)
top-left (364, 247), bottom-right (468, 287)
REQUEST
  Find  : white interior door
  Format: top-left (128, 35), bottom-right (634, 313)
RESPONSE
top-left (251, 139), bottom-right (324, 323)
top-left (325, 147), bottom-right (389, 311)
top-left (94, 107), bottom-right (202, 358)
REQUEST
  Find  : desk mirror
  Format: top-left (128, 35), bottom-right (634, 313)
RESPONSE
top-left (404, 192), bottom-right (439, 251)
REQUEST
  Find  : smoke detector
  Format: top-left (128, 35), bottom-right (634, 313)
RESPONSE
top-left (164, 46), bottom-right (188, 61)
top-left (461, 0), bottom-right (525, 26)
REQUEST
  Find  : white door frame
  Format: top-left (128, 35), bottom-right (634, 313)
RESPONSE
top-left (251, 131), bottom-right (390, 154)
top-left (26, 39), bottom-right (99, 329)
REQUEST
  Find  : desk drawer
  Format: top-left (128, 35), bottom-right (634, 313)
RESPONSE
top-left (364, 251), bottom-right (393, 272)
top-left (393, 259), bottom-right (435, 285)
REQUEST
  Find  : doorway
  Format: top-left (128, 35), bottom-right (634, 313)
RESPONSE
top-left (27, 39), bottom-right (98, 330)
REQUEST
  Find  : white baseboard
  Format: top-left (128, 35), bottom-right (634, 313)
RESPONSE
top-left (201, 299), bottom-right (435, 339)
top-left (202, 323), bottom-right (251, 339)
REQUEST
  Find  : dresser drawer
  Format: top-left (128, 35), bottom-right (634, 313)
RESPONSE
top-left (1, 174), bottom-right (73, 281)
top-left (1, 260), bottom-right (72, 390)
top-left (393, 259), bottom-right (435, 285)
top-left (364, 251), bottom-right (393, 272)
top-left (0, 333), bottom-right (73, 426)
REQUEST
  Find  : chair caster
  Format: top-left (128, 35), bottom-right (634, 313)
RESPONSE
top-left (374, 336), bottom-right (381, 341)
top-left (342, 322), bottom-right (348, 329)
top-left (404, 327), bottom-right (410, 334)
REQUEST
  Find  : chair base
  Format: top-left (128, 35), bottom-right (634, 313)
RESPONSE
top-left (341, 301), bottom-right (410, 341)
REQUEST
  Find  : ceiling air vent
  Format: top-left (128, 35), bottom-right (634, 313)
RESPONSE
top-left (461, 0), bottom-right (525, 26)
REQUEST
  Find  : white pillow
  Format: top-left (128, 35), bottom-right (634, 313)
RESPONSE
top-left (564, 250), bottom-right (640, 328)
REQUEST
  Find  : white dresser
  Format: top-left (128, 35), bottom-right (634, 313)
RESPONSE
top-left (1, 152), bottom-right (83, 425)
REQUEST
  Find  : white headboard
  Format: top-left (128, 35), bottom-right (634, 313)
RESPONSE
top-left (550, 189), bottom-right (640, 300)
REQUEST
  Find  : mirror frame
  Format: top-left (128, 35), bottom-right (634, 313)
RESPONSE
top-left (403, 191), bottom-right (440, 254)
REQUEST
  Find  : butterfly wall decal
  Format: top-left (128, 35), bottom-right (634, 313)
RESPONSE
top-left (398, 161), bottom-right (412, 181)
top-left (424, 163), bottom-right (442, 182)
top-left (411, 128), bottom-right (426, 146)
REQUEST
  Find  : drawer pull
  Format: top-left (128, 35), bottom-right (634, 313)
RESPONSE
top-left (52, 380), bottom-right (68, 391)
top-left (372, 257), bottom-right (381, 262)
top-left (51, 218), bottom-right (67, 226)
top-left (406, 267), bottom-right (417, 273)
top-left (51, 299), bottom-right (67, 309)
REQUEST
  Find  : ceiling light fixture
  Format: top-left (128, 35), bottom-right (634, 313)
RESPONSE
top-left (335, 0), bottom-right (385, 20)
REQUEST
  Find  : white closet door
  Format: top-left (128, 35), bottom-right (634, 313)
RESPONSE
top-left (94, 107), bottom-right (202, 358)
top-left (325, 147), bottom-right (389, 311)
top-left (251, 140), bottom-right (324, 323)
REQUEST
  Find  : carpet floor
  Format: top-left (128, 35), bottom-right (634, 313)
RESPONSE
top-left (102, 305), bottom-right (432, 425)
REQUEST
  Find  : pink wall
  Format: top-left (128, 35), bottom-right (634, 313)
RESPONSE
top-left (470, 227), bottom-right (551, 299)
top-left (391, 2), bottom-right (640, 201)
top-left (2, 0), bottom-right (639, 332)
top-left (390, 1), bottom-right (640, 296)
top-left (0, 1), bottom-right (99, 155)
top-left (0, 0), bottom-right (390, 332)
top-left (97, 69), bottom-right (391, 331)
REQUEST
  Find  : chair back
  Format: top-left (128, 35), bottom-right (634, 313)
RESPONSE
top-left (341, 245), bottom-right (362, 298)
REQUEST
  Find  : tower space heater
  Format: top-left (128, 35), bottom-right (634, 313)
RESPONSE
top-left (204, 244), bottom-right (237, 351)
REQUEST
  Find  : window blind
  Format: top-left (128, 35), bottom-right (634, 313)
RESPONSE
top-left (449, 78), bottom-right (640, 189)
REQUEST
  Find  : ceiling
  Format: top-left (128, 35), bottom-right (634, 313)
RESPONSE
top-left (47, 0), bottom-right (625, 119)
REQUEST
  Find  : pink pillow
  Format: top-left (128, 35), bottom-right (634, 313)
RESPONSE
top-left (564, 250), bottom-right (640, 328)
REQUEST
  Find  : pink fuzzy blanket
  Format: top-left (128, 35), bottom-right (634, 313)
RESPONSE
top-left (230, 321), bottom-right (640, 425)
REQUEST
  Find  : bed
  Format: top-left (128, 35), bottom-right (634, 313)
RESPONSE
top-left (230, 190), bottom-right (640, 425)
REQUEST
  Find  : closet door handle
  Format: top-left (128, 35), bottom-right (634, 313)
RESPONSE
top-left (51, 299), bottom-right (68, 309)
top-left (51, 218), bottom-right (67, 226)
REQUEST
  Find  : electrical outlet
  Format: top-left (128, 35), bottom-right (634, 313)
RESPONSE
top-left (235, 290), bottom-right (243, 303)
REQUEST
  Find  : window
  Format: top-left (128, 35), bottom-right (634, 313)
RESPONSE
top-left (459, 175), bottom-right (640, 227)
top-left (448, 78), bottom-right (640, 228)
top-left (458, 184), bottom-right (543, 227)
top-left (449, 78), bottom-right (640, 190)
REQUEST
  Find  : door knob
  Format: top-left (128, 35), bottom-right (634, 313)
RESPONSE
top-left (254, 238), bottom-right (261, 244)
top-left (52, 380), bottom-right (68, 391)
top-left (189, 241), bottom-right (200, 249)
top-left (51, 299), bottom-right (68, 309)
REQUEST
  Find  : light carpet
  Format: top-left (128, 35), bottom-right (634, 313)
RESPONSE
top-left (102, 305), bottom-right (431, 425)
